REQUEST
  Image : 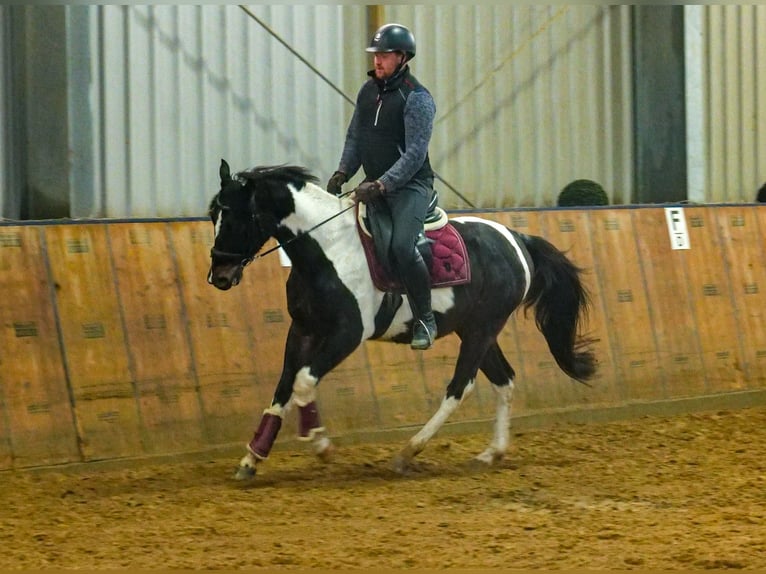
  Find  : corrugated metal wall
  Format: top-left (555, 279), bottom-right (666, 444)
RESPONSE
top-left (0, 7), bottom-right (6, 215)
top-left (2, 6), bottom-right (764, 218)
top-left (66, 4), bottom-right (634, 216)
top-left (387, 5), bottom-right (634, 208)
top-left (0, 6), bottom-right (14, 218)
top-left (701, 5), bottom-right (766, 203)
top-left (67, 5), bottom-right (367, 218)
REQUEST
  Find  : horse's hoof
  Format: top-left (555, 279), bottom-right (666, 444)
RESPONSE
top-left (315, 439), bottom-right (335, 463)
top-left (234, 465), bottom-right (257, 480)
top-left (390, 454), bottom-right (410, 475)
top-left (475, 449), bottom-right (505, 465)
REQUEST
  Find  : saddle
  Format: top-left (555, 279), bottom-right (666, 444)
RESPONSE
top-left (356, 193), bottom-right (471, 292)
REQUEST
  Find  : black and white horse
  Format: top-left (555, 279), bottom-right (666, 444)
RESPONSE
top-left (207, 160), bottom-right (597, 479)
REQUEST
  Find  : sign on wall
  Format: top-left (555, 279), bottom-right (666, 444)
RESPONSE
top-left (665, 207), bottom-right (691, 250)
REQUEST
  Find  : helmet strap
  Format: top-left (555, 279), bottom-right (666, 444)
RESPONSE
top-left (393, 53), bottom-right (408, 75)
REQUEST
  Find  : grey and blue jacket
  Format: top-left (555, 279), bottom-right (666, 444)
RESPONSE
top-left (338, 65), bottom-right (435, 192)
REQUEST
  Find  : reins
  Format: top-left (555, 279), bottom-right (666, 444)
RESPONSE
top-left (251, 199), bottom-right (356, 261)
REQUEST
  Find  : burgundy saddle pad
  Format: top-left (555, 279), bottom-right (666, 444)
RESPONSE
top-left (357, 212), bottom-right (471, 292)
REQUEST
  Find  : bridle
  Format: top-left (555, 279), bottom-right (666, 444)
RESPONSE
top-left (209, 196), bottom-right (259, 268)
top-left (210, 190), bottom-right (356, 268)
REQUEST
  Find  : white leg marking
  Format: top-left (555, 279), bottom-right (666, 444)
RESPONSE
top-left (238, 451), bottom-right (258, 471)
top-left (398, 381), bottom-right (475, 465)
top-left (476, 381), bottom-right (514, 464)
top-left (312, 435), bottom-right (334, 462)
top-left (292, 366), bottom-right (318, 407)
top-left (264, 402), bottom-right (288, 417)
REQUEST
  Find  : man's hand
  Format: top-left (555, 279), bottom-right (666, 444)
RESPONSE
top-left (326, 171), bottom-right (347, 196)
top-left (352, 180), bottom-right (385, 203)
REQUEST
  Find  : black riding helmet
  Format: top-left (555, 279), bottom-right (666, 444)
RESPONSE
top-left (366, 23), bottom-right (416, 61)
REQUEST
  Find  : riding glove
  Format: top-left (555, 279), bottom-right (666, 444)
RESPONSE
top-left (353, 180), bottom-right (384, 204)
top-left (326, 171), bottom-right (347, 196)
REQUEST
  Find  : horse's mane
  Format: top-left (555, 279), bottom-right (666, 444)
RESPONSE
top-left (238, 165), bottom-right (320, 189)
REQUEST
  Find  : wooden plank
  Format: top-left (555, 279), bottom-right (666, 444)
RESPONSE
top-left (683, 207), bottom-right (747, 393)
top-left (168, 221), bottom-right (279, 445)
top-left (631, 209), bottom-right (707, 398)
top-left (0, 226), bottom-right (79, 468)
top-left (750, 207), bottom-right (766, 385)
top-left (540, 209), bottom-right (621, 407)
top-left (108, 223), bottom-right (205, 453)
top-left (0, 399), bottom-right (10, 469)
top-left (44, 225), bottom-right (142, 460)
top-left (712, 207), bottom-right (766, 388)
top-left (354, 341), bottom-right (419, 429)
top-left (315, 346), bottom-right (380, 435)
top-left (589, 209), bottom-right (662, 401)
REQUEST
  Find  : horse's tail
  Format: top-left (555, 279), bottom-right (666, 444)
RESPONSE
top-left (520, 234), bottom-right (597, 384)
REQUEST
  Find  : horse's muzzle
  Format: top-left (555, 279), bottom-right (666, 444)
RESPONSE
top-left (207, 263), bottom-right (243, 290)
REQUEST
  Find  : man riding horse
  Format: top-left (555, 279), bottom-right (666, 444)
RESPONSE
top-left (326, 23), bottom-right (438, 350)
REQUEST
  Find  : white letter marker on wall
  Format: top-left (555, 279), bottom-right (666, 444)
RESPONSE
top-left (664, 207), bottom-right (691, 250)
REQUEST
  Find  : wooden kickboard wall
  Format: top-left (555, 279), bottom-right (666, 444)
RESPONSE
top-left (1, 205), bottom-right (764, 469)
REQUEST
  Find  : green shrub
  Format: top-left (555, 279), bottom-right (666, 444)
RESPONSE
top-left (557, 179), bottom-right (609, 207)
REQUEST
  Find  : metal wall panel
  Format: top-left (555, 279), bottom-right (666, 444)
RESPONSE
top-left (703, 5), bottom-right (766, 203)
top-left (387, 5), bottom-right (634, 208)
top-left (65, 4), bottom-right (633, 216)
top-left (0, 6), bottom-right (9, 217)
top-left (1, 6), bottom-right (23, 219)
top-left (6, 6), bottom-right (766, 217)
top-left (67, 5), bottom-right (366, 218)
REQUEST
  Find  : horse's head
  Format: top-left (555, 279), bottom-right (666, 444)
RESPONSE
top-left (207, 159), bottom-right (274, 290)
top-left (207, 159), bottom-right (318, 290)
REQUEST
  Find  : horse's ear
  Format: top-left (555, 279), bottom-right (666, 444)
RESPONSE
top-left (220, 159), bottom-right (231, 182)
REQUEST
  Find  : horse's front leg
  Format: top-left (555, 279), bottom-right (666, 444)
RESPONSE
top-left (293, 366), bottom-right (333, 461)
top-left (235, 322), bottom-right (359, 479)
top-left (235, 325), bottom-right (316, 480)
top-left (235, 401), bottom-right (292, 480)
top-left (236, 375), bottom-right (332, 479)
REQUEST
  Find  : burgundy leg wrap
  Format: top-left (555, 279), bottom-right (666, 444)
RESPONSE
top-left (248, 413), bottom-right (282, 459)
top-left (298, 401), bottom-right (324, 439)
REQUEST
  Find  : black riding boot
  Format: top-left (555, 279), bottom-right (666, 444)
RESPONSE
top-left (399, 250), bottom-right (437, 350)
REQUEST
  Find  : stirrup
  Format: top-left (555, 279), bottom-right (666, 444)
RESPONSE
top-left (411, 317), bottom-right (436, 350)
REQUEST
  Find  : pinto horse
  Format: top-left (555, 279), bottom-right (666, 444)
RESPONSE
top-left (207, 160), bottom-right (597, 479)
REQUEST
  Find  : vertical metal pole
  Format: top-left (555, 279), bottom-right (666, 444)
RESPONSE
top-left (684, 5), bottom-right (706, 204)
top-left (366, 5), bottom-right (385, 45)
top-left (632, 5), bottom-right (688, 203)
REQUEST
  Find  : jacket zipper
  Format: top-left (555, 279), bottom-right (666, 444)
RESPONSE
top-left (374, 95), bottom-right (382, 126)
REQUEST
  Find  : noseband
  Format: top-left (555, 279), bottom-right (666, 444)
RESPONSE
top-left (209, 246), bottom-right (256, 268)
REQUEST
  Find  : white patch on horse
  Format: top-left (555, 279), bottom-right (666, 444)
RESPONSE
top-left (452, 216), bottom-right (532, 298)
top-left (214, 210), bottom-right (223, 240)
top-left (292, 366), bottom-right (318, 407)
top-left (379, 288), bottom-right (455, 340)
top-left (476, 381), bottom-right (513, 464)
top-left (407, 380), bottom-right (475, 453)
top-left (281, 183), bottom-right (385, 339)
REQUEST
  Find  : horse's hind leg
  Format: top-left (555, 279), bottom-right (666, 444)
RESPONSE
top-left (392, 335), bottom-right (490, 473)
top-left (475, 342), bottom-right (515, 465)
